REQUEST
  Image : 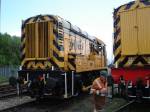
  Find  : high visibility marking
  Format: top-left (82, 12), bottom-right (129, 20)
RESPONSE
top-left (20, 15), bottom-right (65, 70)
top-left (67, 54), bottom-right (76, 70)
top-left (132, 56), bottom-right (148, 65)
top-left (68, 58), bottom-right (76, 69)
top-left (95, 79), bottom-right (102, 89)
top-left (21, 60), bottom-right (26, 67)
top-left (125, 1), bottom-right (135, 10)
top-left (119, 57), bottom-right (129, 67)
top-left (114, 16), bottom-right (120, 27)
top-left (28, 18), bottom-right (34, 23)
top-left (25, 60), bottom-right (52, 69)
top-left (114, 52), bottom-right (121, 63)
top-left (114, 46), bottom-right (121, 57)
top-left (68, 63), bottom-right (75, 71)
top-left (48, 58), bottom-right (59, 69)
top-left (53, 51), bottom-right (64, 62)
top-left (52, 57), bottom-right (64, 68)
top-left (44, 16), bottom-right (51, 21)
top-left (113, 1), bottom-right (150, 68)
top-left (114, 40), bottom-right (121, 52)
top-left (141, 1), bottom-right (150, 6)
top-left (53, 39), bottom-right (62, 51)
top-left (53, 46), bottom-right (64, 57)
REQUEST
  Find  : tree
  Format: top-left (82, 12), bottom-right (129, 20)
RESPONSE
top-left (0, 33), bottom-right (21, 66)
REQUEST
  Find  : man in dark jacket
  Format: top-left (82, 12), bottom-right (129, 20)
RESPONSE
top-left (107, 75), bottom-right (114, 100)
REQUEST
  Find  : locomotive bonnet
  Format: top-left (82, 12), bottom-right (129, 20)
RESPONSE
top-left (20, 15), bottom-right (106, 72)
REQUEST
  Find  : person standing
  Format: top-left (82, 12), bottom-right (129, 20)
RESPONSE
top-left (91, 71), bottom-right (108, 112)
top-left (119, 75), bottom-right (126, 97)
top-left (107, 75), bottom-right (114, 101)
top-left (136, 77), bottom-right (144, 102)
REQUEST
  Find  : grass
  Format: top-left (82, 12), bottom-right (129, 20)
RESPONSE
top-left (0, 76), bottom-right (9, 84)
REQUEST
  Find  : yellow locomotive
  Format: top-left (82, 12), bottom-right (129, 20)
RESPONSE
top-left (19, 15), bottom-right (107, 98)
top-left (112, 0), bottom-right (150, 100)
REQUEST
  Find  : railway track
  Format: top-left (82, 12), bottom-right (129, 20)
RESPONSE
top-left (113, 100), bottom-right (150, 112)
top-left (0, 99), bottom-right (36, 112)
top-left (0, 85), bottom-right (17, 98)
top-left (0, 84), bottom-right (27, 99)
top-left (0, 98), bottom-right (63, 112)
top-left (0, 94), bottom-right (93, 112)
top-left (0, 92), bottom-right (149, 112)
top-left (113, 100), bottom-right (135, 112)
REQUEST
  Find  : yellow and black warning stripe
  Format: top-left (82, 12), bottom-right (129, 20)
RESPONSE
top-left (113, 0), bottom-right (150, 68)
top-left (52, 26), bottom-right (64, 70)
top-left (68, 54), bottom-right (76, 71)
top-left (132, 56), bottom-right (148, 65)
top-left (140, 0), bottom-right (150, 6)
top-left (21, 24), bottom-right (26, 67)
top-left (23, 60), bottom-right (51, 69)
top-left (21, 15), bottom-right (65, 70)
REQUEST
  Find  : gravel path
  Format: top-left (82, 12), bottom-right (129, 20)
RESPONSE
top-left (0, 96), bottom-right (35, 111)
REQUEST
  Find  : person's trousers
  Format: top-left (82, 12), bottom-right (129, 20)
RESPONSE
top-left (93, 95), bottom-right (106, 112)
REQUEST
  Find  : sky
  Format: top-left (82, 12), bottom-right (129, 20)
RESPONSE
top-left (0, 0), bottom-right (132, 63)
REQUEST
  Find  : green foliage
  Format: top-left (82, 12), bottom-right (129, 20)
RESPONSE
top-left (0, 33), bottom-right (21, 66)
top-left (0, 76), bottom-right (8, 84)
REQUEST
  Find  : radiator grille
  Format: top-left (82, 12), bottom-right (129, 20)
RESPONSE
top-left (25, 22), bottom-right (49, 58)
